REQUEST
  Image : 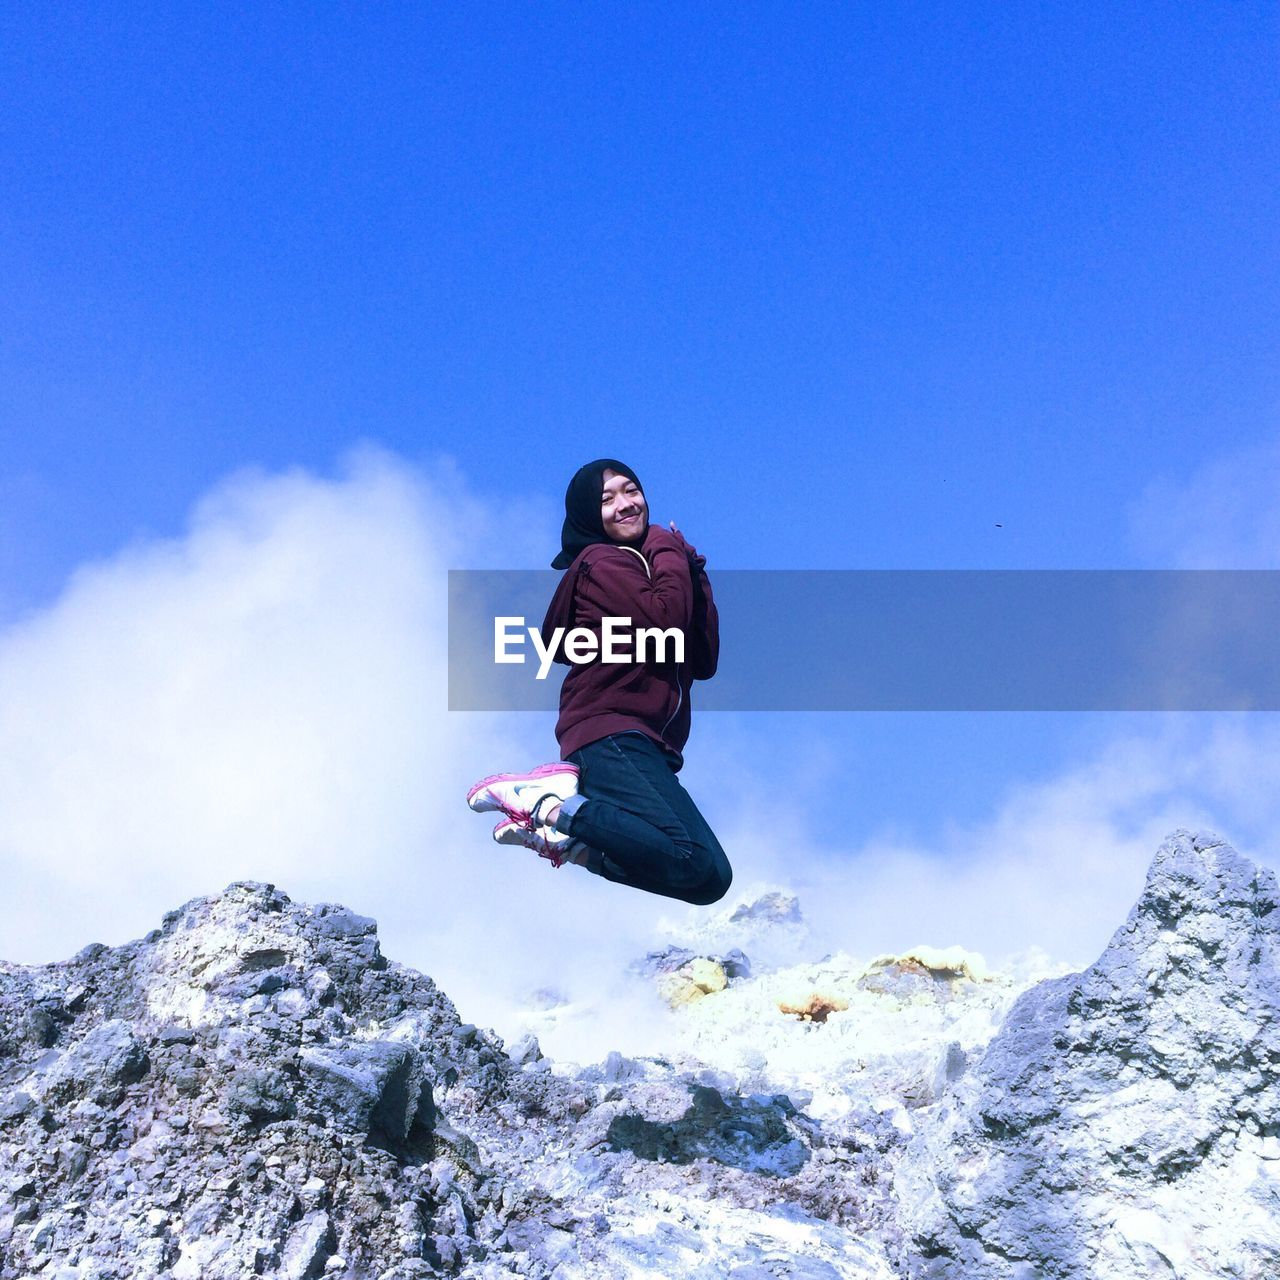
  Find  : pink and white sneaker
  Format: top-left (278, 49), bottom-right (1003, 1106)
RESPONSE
top-left (465, 762), bottom-right (580, 825)
top-left (491, 817), bottom-right (582, 869)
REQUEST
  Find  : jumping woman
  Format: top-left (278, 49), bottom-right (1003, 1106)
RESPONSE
top-left (465, 458), bottom-right (732, 906)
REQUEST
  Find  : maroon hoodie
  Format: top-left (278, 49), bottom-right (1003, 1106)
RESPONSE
top-left (539, 524), bottom-right (719, 769)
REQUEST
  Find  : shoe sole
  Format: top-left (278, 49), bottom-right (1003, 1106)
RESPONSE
top-left (466, 762), bottom-right (580, 817)
top-left (491, 817), bottom-right (569, 868)
top-left (492, 818), bottom-right (563, 847)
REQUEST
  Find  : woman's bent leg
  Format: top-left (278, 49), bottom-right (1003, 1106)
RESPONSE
top-left (557, 733), bottom-right (732, 905)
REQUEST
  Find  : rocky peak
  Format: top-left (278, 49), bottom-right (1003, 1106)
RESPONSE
top-left (3, 831), bottom-right (1279, 1279)
top-left (0, 881), bottom-right (539, 1279)
top-left (727, 890), bottom-right (805, 926)
top-left (1074, 828), bottom-right (1277, 1042)
top-left (896, 829), bottom-right (1280, 1278)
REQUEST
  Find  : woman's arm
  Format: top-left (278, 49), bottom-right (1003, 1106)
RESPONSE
top-left (688, 561), bottom-right (718, 680)
top-left (575, 526), bottom-right (696, 635)
top-left (657, 524), bottom-right (718, 680)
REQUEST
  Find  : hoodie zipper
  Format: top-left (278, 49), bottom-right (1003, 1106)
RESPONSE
top-left (661, 669), bottom-right (685, 737)
top-left (615, 543), bottom-right (683, 737)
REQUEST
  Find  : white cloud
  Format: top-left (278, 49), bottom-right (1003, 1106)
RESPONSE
top-left (0, 449), bottom-right (669, 999)
top-left (3, 444), bottom-right (1278, 1070)
top-left (1128, 436), bottom-right (1280, 568)
top-left (663, 712), bottom-right (1280, 980)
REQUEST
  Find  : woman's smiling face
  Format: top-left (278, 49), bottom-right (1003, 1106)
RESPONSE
top-left (601, 468), bottom-right (648, 543)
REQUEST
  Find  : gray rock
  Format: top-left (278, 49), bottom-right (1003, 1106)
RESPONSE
top-left (897, 829), bottom-right (1280, 1279)
top-left (278, 1208), bottom-right (335, 1280)
top-left (508, 1033), bottom-right (542, 1065)
top-left (603, 1083), bottom-right (811, 1176)
top-left (728, 891), bottom-right (804, 925)
top-left (225, 1065), bottom-right (296, 1126)
top-left (601, 1050), bottom-right (642, 1083)
top-left (2, 828), bottom-right (1270, 1280)
top-left (43, 1018), bottom-right (149, 1105)
top-left (311, 905), bottom-right (378, 939)
top-left (0, 1090), bottom-right (35, 1125)
top-left (632, 944), bottom-right (751, 981)
top-left (298, 1041), bottom-right (430, 1143)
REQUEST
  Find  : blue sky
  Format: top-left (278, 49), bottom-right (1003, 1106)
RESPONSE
top-left (4, 4), bottom-right (1276, 596)
top-left (2, 6), bottom-right (1279, 1000)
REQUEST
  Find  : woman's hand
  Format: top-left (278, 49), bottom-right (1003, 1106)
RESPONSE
top-left (646, 521), bottom-right (687, 549)
top-left (645, 521), bottom-right (699, 559)
top-left (656, 521), bottom-right (704, 569)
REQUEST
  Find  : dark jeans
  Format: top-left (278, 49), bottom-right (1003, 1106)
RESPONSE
top-left (552, 731), bottom-right (733, 906)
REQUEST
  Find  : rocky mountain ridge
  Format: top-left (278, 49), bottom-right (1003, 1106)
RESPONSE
top-left (1, 828), bottom-right (1277, 1279)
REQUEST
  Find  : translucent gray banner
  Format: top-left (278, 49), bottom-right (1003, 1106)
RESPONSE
top-left (448, 570), bottom-right (1280, 711)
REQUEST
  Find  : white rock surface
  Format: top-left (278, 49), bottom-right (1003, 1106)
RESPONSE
top-left (894, 829), bottom-right (1280, 1279)
top-left (0, 828), bottom-right (1275, 1278)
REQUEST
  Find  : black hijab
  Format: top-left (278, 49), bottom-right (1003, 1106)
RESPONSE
top-left (551, 458), bottom-right (647, 570)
